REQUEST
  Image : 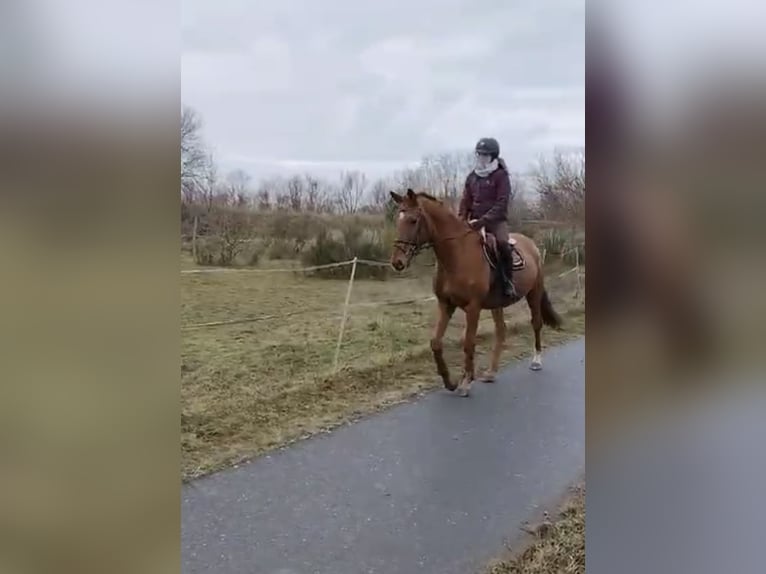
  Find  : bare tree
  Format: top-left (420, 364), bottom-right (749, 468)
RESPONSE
top-left (255, 186), bottom-right (271, 211)
top-left (286, 175), bottom-right (305, 211)
top-left (530, 148), bottom-right (585, 221)
top-left (207, 205), bottom-right (252, 265)
top-left (316, 180), bottom-right (338, 213)
top-left (303, 174), bottom-right (322, 212)
top-left (337, 170), bottom-right (367, 214)
top-left (392, 166), bottom-right (427, 192)
top-left (257, 176), bottom-right (290, 211)
top-left (199, 153), bottom-right (218, 211)
top-left (275, 189), bottom-right (291, 211)
top-left (421, 151), bottom-right (473, 203)
top-left (366, 178), bottom-right (389, 211)
top-left (554, 149), bottom-right (585, 203)
top-left (226, 169), bottom-right (252, 207)
top-left (181, 106), bottom-right (209, 203)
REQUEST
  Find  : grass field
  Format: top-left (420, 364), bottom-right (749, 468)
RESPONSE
top-left (485, 484), bottom-right (585, 574)
top-left (181, 254), bottom-right (585, 479)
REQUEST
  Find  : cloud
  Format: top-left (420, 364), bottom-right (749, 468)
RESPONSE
top-left (182, 0), bottom-right (584, 179)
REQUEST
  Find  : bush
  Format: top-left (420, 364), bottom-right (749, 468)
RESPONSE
top-left (240, 241), bottom-right (262, 266)
top-left (562, 242), bottom-right (585, 267)
top-left (267, 238), bottom-right (297, 260)
top-left (266, 212), bottom-right (325, 242)
top-left (194, 236), bottom-right (262, 267)
top-left (300, 229), bottom-right (348, 278)
top-left (540, 228), bottom-right (567, 257)
top-left (194, 236), bottom-right (224, 266)
top-left (300, 224), bottom-right (390, 280)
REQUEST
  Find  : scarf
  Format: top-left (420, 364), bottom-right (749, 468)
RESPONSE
top-left (474, 157), bottom-right (499, 178)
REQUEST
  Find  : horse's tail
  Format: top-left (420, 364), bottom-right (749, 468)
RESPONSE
top-left (541, 289), bottom-right (563, 329)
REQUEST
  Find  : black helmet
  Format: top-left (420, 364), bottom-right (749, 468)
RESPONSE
top-left (475, 137), bottom-right (500, 158)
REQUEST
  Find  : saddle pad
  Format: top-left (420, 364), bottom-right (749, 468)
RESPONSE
top-left (479, 227), bottom-right (526, 270)
top-left (511, 247), bottom-right (525, 270)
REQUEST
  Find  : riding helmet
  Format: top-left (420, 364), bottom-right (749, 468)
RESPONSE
top-left (475, 137), bottom-right (500, 159)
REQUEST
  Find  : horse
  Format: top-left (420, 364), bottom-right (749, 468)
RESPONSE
top-left (389, 188), bottom-right (562, 397)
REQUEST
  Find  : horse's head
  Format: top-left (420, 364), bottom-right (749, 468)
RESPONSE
top-left (389, 188), bottom-right (431, 271)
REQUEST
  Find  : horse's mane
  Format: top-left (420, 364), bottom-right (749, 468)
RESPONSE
top-left (414, 191), bottom-right (442, 204)
top-left (413, 191), bottom-right (464, 225)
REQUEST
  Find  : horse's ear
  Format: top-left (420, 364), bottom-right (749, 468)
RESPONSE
top-left (406, 188), bottom-right (416, 200)
top-left (390, 191), bottom-right (403, 204)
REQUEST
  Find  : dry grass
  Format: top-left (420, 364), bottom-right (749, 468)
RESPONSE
top-left (486, 484), bottom-right (585, 574)
top-left (181, 253), bottom-right (585, 480)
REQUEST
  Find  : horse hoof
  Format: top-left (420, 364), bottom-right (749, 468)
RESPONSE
top-left (530, 362), bottom-right (542, 371)
top-left (457, 387), bottom-right (470, 397)
top-left (480, 375), bottom-right (496, 384)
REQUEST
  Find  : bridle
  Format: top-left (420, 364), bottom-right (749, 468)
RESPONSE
top-left (392, 207), bottom-right (473, 261)
top-left (392, 208), bottom-right (431, 261)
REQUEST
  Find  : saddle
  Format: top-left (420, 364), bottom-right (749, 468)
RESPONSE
top-left (478, 227), bottom-right (525, 271)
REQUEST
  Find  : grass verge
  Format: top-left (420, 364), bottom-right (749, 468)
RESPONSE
top-left (485, 483), bottom-right (585, 574)
top-left (182, 256), bottom-right (584, 480)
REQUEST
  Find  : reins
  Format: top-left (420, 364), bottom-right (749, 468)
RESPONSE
top-left (392, 206), bottom-right (474, 260)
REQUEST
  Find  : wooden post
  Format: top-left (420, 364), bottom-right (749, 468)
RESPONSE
top-left (192, 215), bottom-right (198, 262)
top-left (333, 257), bottom-right (358, 373)
top-left (575, 245), bottom-right (582, 299)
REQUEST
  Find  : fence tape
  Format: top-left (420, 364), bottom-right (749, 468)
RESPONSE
top-left (181, 295), bottom-right (437, 330)
top-left (558, 267), bottom-right (579, 278)
top-left (181, 259), bottom-right (360, 274)
top-left (182, 242), bottom-right (585, 330)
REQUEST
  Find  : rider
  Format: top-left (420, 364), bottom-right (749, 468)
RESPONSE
top-left (458, 137), bottom-right (516, 298)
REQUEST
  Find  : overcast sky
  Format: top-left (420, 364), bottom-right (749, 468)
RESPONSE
top-left (182, 0), bottom-right (584, 181)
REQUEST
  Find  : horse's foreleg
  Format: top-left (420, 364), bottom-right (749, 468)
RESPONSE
top-left (457, 303), bottom-right (481, 396)
top-left (432, 300), bottom-right (456, 390)
top-left (481, 308), bottom-right (506, 383)
top-left (526, 286), bottom-right (544, 371)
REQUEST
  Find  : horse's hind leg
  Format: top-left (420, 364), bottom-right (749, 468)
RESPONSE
top-left (481, 308), bottom-right (506, 383)
top-left (527, 286), bottom-right (544, 371)
top-left (432, 300), bottom-right (456, 390)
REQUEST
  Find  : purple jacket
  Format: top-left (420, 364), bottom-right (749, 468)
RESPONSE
top-left (458, 160), bottom-right (512, 225)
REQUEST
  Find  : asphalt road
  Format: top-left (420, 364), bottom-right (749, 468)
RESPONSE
top-left (182, 337), bottom-right (585, 574)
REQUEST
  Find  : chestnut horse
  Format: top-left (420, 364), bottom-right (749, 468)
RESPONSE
top-left (389, 189), bottom-right (562, 397)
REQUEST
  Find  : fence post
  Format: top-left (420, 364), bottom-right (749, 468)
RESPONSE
top-left (192, 215), bottom-right (198, 262)
top-left (333, 257), bottom-right (358, 373)
top-left (574, 245), bottom-right (582, 299)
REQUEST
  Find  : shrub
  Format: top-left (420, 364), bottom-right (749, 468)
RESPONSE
top-left (267, 212), bottom-right (298, 240)
top-left (193, 236), bottom-right (262, 267)
top-left (240, 241), bottom-right (262, 266)
top-left (540, 228), bottom-right (567, 257)
top-left (562, 242), bottom-right (585, 268)
top-left (300, 228), bottom-right (348, 278)
top-left (266, 212), bottom-right (325, 242)
top-left (193, 236), bottom-right (224, 266)
top-left (267, 238), bottom-right (297, 260)
top-left (301, 224), bottom-right (390, 280)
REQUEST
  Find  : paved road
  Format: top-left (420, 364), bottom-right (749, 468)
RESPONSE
top-left (182, 337), bottom-right (585, 574)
